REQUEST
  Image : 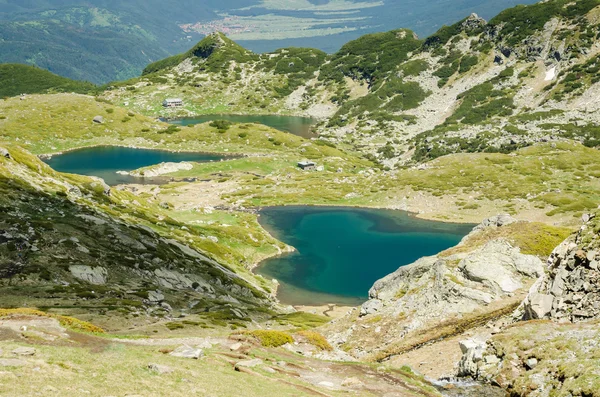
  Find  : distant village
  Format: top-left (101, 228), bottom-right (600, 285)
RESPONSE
top-left (180, 16), bottom-right (255, 36)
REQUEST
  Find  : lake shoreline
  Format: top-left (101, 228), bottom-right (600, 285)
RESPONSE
top-left (254, 206), bottom-right (474, 307)
top-left (37, 142), bottom-right (246, 159)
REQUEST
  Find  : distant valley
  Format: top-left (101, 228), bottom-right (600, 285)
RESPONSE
top-left (0, 0), bottom-right (537, 83)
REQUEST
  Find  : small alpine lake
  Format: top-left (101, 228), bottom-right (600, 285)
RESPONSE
top-left (256, 206), bottom-right (474, 306)
top-left (168, 114), bottom-right (317, 138)
top-left (43, 146), bottom-right (230, 186)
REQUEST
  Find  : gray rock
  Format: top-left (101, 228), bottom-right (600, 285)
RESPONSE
top-left (234, 358), bottom-right (263, 370)
top-left (69, 265), bottom-right (108, 285)
top-left (169, 345), bottom-right (203, 360)
top-left (458, 241), bottom-right (539, 293)
top-left (12, 347), bottom-right (35, 356)
top-left (525, 358), bottom-right (538, 369)
top-left (0, 148), bottom-right (11, 159)
top-left (359, 299), bottom-right (382, 317)
top-left (229, 342), bottom-right (243, 351)
top-left (458, 338), bottom-right (488, 377)
top-left (484, 355), bottom-right (500, 365)
top-left (148, 363), bottom-right (173, 374)
top-left (92, 116), bottom-right (104, 124)
top-left (526, 293), bottom-right (554, 319)
top-left (147, 290), bottom-right (164, 303)
top-left (461, 13), bottom-right (487, 32)
top-left (479, 214), bottom-right (517, 229)
top-left (341, 377), bottom-right (364, 387)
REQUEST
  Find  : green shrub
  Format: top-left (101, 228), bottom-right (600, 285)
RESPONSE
top-left (209, 120), bottom-right (232, 133)
top-left (165, 322), bottom-right (185, 330)
top-left (247, 330), bottom-right (293, 347)
top-left (297, 330), bottom-right (333, 351)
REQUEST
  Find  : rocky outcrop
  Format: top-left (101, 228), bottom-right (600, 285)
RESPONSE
top-left (523, 213), bottom-right (600, 322)
top-left (363, 238), bottom-right (542, 323)
top-left (461, 13), bottom-right (486, 32)
top-left (325, 216), bottom-right (545, 359)
top-left (0, 145), bottom-right (274, 317)
top-left (69, 265), bottom-right (108, 285)
top-left (129, 161), bottom-right (194, 177)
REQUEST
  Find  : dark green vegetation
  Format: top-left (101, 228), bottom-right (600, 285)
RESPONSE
top-left (489, 0), bottom-right (600, 46)
top-left (0, 64), bottom-right (96, 97)
top-left (320, 29), bottom-right (422, 83)
top-left (170, 114), bottom-right (317, 139)
top-left (144, 33), bottom-right (256, 76)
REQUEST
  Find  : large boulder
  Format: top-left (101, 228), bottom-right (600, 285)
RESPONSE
top-left (169, 345), bottom-right (203, 359)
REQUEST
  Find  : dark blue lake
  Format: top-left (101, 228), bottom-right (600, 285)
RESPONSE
top-left (43, 146), bottom-right (227, 185)
top-left (257, 206), bottom-right (473, 306)
top-left (168, 114), bottom-right (317, 138)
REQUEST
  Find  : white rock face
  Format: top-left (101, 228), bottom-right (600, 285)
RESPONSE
top-left (130, 162), bottom-right (193, 177)
top-left (544, 66), bottom-right (556, 81)
top-left (325, 217), bottom-right (547, 358)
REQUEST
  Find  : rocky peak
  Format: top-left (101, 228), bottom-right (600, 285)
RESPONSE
top-left (461, 13), bottom-right (487, 32)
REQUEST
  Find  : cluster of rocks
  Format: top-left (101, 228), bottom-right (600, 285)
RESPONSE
top-left (523, 213), bottom-right (600, 321)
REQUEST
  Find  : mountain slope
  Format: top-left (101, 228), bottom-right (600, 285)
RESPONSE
top-left (105, 0), bottom-right (600, 170)
top-left (0, 64), bottom-right (95, 97)
top-left (0, 143), bottom-right (281, 327)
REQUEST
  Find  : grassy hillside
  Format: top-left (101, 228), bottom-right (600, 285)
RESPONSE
top-left (0, 64), bottom-right (96, 97)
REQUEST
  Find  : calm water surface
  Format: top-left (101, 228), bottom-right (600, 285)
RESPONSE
top-left (257, 206), bottom-right (473, 306)
top-left (169, 114), bottom-right (317, 138)
top-left (43, 146), bottom-right (228, 185)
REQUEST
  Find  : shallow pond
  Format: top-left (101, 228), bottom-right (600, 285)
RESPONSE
top-left (43, 146), bottom-right (228, 185)
top-left (168, 114), bottom-right (317, 138)
top-left (257, 206), bottom-right (473, 306)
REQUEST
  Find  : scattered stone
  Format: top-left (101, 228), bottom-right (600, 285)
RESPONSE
top-left (0, 148), bottom-right (10, 159)
top-left (263, 366), bottom-right (277, 374)
top-left (12, 347), bottom-right (35, 356)
top-left (230, 342), bottom-right (242, 351)
top-left (148, 363), bottom-right (173, 374)
top-left (341, 377), bottom-right (364, 387)
top-left (169, 345), bottom-right (203, 359)
top-left (525, 358), bottom-right (538, 370)
top-left (92, 116), bottom-right (104, 124)
top-left (234, 358), bottom-right (263, 370)
top-left (318, 381), bottom-right (335, 388)
top-left (484, 355), bottom-right (500, 365)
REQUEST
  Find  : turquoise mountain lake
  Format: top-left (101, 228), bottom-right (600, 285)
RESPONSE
top-left (257, 206), bottom-right (473, 306)
top-left (168, 114), bottom-right (317, 138)
top-left (43, 146), bottom-right (228, 186)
